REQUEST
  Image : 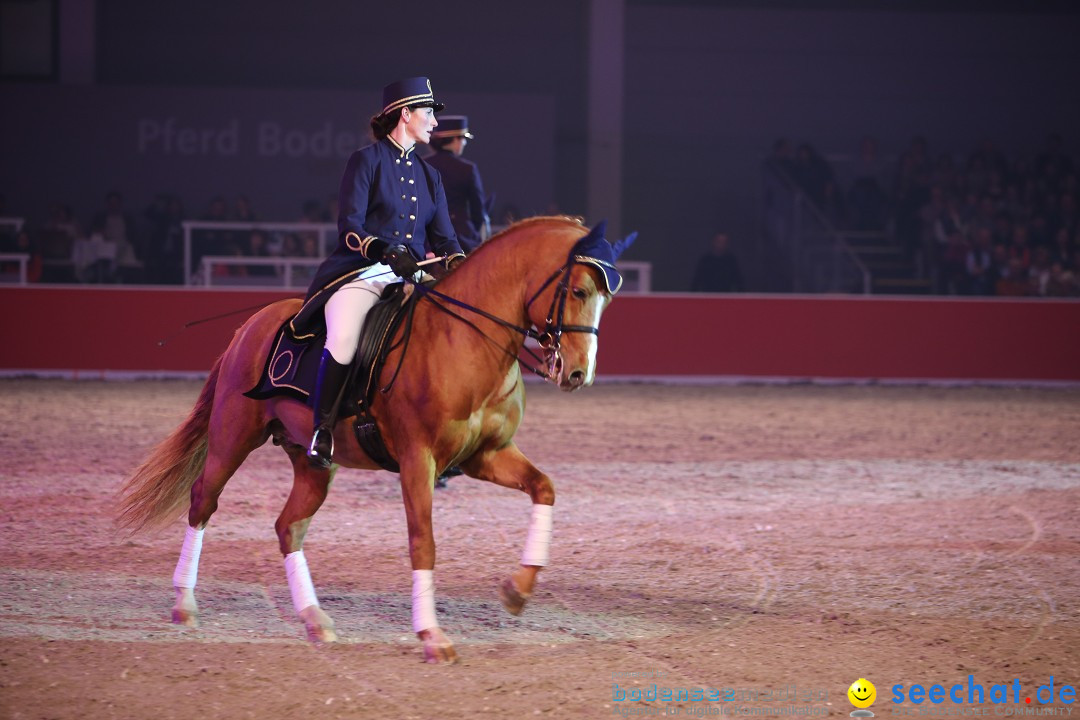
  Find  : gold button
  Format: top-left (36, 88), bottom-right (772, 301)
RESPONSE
top-left (408, 179), bottom-right (414, 184)
top-left (405, 233), bottom-right (412, 239)
top-left (411, 196), bottom-right (417, 202)
top-left (409, 214), bottom-right (415, 220)
top-left (395, 159), bottom-right (400, 164)
top-left (402, 195), bottom-right (406, 199)
top-left (406, 161), bottom-right (412, 166)
top-left (400, 177), bottom-right (405, 181)
top-left (399, 214), bottom-right (405, 219)
top-left (393, 231), bottom-right (400, 236)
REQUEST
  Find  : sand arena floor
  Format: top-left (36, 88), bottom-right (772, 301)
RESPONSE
top-left (1, 379), bottom-right (1079, 719)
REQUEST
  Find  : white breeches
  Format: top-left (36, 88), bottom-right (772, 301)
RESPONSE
top-left (323, 263), bottom-right (398, 365)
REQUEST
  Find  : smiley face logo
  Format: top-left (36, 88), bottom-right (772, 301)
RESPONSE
top-left (848, 678), bottom-right (877, 709)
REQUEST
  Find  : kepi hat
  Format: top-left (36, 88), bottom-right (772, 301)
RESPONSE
top-left (380, 76), bottom-right (444, 117)
top-left (430, 115), bottom-right (473, 140)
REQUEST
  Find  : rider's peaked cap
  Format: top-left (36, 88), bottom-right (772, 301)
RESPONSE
top-left (380, 77), bottom-right (444, 117)
top-left (572, 220), bottom-right (638, 295)
top-left (430, 115), bottom-right (473, 139)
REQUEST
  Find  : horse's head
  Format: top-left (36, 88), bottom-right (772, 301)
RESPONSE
top-left (526, 221), bottom-right (636, 391)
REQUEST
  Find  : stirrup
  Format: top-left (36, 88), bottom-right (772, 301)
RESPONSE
top-left (307, 428), bottom-right (334, 469)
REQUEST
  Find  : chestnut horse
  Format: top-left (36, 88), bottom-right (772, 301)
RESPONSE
top-left (118, 216), bottom-right (628, 663)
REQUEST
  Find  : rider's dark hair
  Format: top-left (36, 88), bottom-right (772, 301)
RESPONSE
top-left (370, 104), bottom-right (431, 141)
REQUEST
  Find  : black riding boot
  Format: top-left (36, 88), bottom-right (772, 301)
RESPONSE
top-left (307, 349), bottom-right (351, 469)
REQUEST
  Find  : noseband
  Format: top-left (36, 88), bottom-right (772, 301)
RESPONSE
top-left (526, 258), bottom-right (600, 381)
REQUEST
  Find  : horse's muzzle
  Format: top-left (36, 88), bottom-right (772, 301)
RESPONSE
top-left (560, 369), bottom-right (588, 391)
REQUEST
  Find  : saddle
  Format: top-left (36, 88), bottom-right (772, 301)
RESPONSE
top-left (244, 283), bottom-right (420, 471)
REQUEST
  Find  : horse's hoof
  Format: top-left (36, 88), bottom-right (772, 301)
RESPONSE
top-left (499, 577), bottom-right (531, 616)
top-left (299, 606), bottom-right (338, 644)
top-left (419, 628), bottom-right (458, 664)
top-left (171, 607), bottom-right (199, 628)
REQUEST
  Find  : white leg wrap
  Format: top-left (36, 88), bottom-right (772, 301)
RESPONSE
top-left (284, 550), bottom-right (319, 614)
top-left (521, 503), bottom-right (553, 567)
top-left (411, 569), bottom-right (438, 633)
top-left (172, 526), bottom-right (204, 589)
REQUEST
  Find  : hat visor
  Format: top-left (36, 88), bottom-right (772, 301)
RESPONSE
top-left (381, 100), bottom-right (445, 117)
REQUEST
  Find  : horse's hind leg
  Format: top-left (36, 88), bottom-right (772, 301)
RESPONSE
top-left (172, 400), bottom-right (268, 627)
top-left (463, 442), bottom-right (554, 616)
top-left (274, 444), bottom-right (337, 644)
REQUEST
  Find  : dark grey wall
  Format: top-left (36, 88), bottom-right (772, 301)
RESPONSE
top-left (623, 6), bottom-right (1080, 290)
top-left (95, 0), bottom-right (589, 218)
top-left (4, 2), bottom-right (1080, 290)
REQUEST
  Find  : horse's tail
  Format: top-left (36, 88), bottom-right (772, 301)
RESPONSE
top-left (116, 353), bottom-right (222, 534)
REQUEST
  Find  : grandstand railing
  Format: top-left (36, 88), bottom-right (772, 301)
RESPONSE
top-left (761, 161), bottom-right (871, 293)
top-left (0, 253), bottom-right (30, 284)
top-left (182, 221), bottom-right (336, 285)
top-left (0, 217), bottom-right (25, 235)
top-left (198, 255), bottom-right (654, 292)
top-left (199, 255), bottom-right (322, 288)
top-left (184, 220), bottom-right (653, 292)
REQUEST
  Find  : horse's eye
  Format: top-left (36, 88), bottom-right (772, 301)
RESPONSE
top-left (571, 287), bottom-right (588, 300)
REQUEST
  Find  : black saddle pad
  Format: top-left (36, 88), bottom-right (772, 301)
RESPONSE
top-left (244, 283), bottom-right (415, 413)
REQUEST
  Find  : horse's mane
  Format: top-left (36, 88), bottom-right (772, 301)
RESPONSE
top-left (466, 215), bottom-right (586, 261)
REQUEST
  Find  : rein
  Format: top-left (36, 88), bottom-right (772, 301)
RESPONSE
top-left (385, 249), bottom-right (600, 388)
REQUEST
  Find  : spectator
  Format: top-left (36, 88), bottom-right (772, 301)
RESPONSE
top-left (230, 194), bottom-right (258, 254)
top-left (847, 136), bottom-right (889, 231)
top-left (1054, 192), bottom-right (1078, 241)
top-left (1050, 227), bottom-right (1074, 266)
top-left (194, 195), bottom-right (233, 277)
top-left (244, 229), bottom-right (275, 278)
top-left (44, 203), bottom-right (81, 241)
top-left (233, 195), bottom-right (257, 223)
top-left (92, 190), bottom-right (140, 280)
top-left (995, 256), bottom-right (1029, 296)
top-left (939, 229), bottom-right (970, 295)
top-left (1028, 246), bottom-right (1053, 296)
top-left (144, 193), bottom-right (185, 284)
top-left (791, 143), bottom-right (834, 208)
top-left (691, 233), bottom-right (744, 292)
top-left (965, 228), bottom-right (995, 295)
top-left (1008, 225), bottom-right (1032, 271)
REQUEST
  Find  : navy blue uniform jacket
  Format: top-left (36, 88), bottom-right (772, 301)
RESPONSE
top-left (424, 148), bottom-right (487, 253)
top-left (291, 136), bottom-right (464, 338)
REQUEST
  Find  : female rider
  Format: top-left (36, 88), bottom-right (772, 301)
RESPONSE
top-left (290, 77), bottom-right (465, 468)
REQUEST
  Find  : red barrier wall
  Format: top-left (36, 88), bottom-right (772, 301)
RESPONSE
top-left (1, 287), bottom-right (1078, 381)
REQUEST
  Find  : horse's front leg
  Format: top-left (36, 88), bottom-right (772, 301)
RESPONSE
top-left (464, 442), bottom-right (554, 616)
top-left (399, 451), bottom-right (457, 664)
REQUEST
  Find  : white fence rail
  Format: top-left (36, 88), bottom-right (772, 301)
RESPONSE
top-left (0, 253), bottom-right (30, 284)
top-left (199, 255), bottom-right (323, 288)
top-left (184, 220), bottom-right (652, 292)
top-left (182, 221), bottom-right (336, 285)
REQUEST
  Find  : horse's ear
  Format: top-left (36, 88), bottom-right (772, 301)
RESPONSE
top-left (612, 231), bottom-right (638, 260)
top-left (588, 220), bottom-right (608, 240)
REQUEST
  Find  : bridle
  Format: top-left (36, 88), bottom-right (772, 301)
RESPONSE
top-left (401, 245), bottom-right (604, 385)
top-left (524, 257), bottom-right (601, 381)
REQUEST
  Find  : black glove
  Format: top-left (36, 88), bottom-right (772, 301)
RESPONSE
top-left (382, 245), bottom-right (421, 279)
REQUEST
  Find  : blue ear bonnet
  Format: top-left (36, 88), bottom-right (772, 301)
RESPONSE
top-left (571, 221), bottom-right (638, 294)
